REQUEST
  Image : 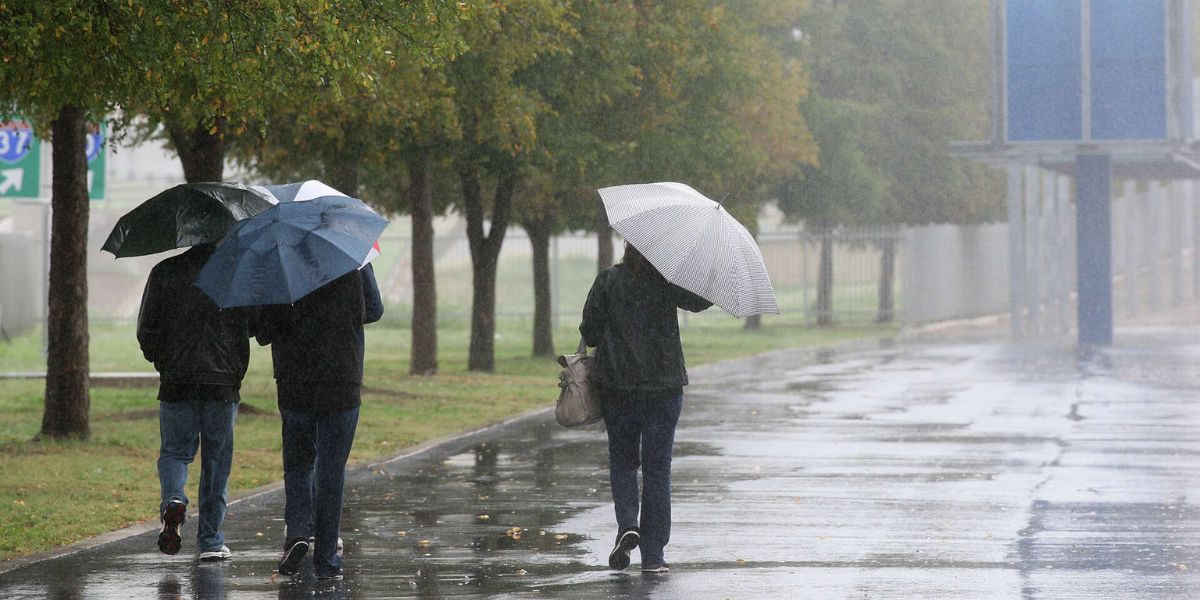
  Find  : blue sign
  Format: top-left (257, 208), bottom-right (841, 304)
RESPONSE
top-left (1090, 0), bottom-right (1166, 140)
top-left (0, 121), bottom-right (34, 163)
top-left (85, 126), bottom-right (103, 163)
top-left (1006, 0), bottom-right (1082, 141)
top-left (1006, 0), bottom-right (1171, 142)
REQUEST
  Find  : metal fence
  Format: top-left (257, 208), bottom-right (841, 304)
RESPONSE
top-left (1, 210), bottom-right (918, 335)
top-left (5, 176), bottom-right (1200, 339)
top-left (1007, 167), bottom-right (1200, 337)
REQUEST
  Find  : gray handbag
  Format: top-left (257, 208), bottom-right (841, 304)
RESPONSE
top-left (556, 338), bottom-right (603, 427)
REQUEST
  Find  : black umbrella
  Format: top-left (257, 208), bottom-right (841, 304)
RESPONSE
top-left (100, 182), bottom-right (276, 258)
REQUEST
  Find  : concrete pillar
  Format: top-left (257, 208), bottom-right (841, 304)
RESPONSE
top-left (1076, 154), bottom-right (1113, 346)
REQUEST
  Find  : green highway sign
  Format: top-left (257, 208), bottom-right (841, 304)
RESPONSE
top-left (0, 116), bottom-right (107, 200)
top-left (86, 121), bottom-right (106, 200)
top-left (0, 119), bottom-right (40, 199)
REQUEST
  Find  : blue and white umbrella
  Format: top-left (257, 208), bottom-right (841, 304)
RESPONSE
top-left (251, 180), bottom-right (382, 265)
top-left (195, 196), bottom-right (388, 308)
top-left (597, 182), bottom-right (779, 318)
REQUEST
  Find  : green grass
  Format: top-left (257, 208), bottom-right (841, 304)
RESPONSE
top-left (0, 316), bottom-right (893, 561)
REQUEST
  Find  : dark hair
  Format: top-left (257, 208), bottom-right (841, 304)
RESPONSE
top-left (620, 242), bottom-right (663, 281)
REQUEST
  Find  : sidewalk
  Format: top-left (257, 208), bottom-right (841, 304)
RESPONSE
top-left (2, 328), bottom-right (1200, 598)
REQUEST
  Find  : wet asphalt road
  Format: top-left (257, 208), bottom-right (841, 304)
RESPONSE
top-left (3, 328), bottom-right (1200, 599)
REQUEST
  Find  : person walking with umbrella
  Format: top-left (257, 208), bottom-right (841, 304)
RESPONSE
top-left (137, 242), bottom-right (256, 562)
top-left (586, 182), bottom-right (781, 572)
top-left (189, 192), bottom-right (388, 580)
top-left (581, 242), bottom-right (713, 572)
top-left (257, 263), bottom-right (383, 580)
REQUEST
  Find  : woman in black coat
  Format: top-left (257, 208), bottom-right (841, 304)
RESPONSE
top-left (580, 243), bottom-right (712, 572)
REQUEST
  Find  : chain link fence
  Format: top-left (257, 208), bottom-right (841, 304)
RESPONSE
top-left (6, 178), bottom-right (1200, 339)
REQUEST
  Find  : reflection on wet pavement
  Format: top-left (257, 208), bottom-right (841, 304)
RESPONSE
top-left (3, 329), bottom-right (1200, 598)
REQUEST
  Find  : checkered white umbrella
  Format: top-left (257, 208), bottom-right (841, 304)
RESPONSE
top-left (597, 182), bottom-right (780, 318)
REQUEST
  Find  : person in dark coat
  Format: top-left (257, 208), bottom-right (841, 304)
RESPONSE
top-left (580, 242), bottom-right (712, 572)
top-left (137, 242), bottom-right (255, 562)
top-left (257, 264), bottom-right (383, 580)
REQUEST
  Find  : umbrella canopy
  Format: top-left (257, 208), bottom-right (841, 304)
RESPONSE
top-left (251, 179), bottom-right (381, 265)
top-left (194, 196), bottom-right (388, 308)
top-left (597, 182), bottom-right (780, 318)
top-left (100, 182), bottom-right (275, 258)
top-left (252, 180), bottom-right (345, 204)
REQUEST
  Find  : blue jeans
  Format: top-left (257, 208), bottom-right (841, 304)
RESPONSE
top-left (157, 400), bottom-right (238, 552)
top-left (280, 406), bottom-right (359, 578)
top-left (602, 389), bottom-right (683, 566)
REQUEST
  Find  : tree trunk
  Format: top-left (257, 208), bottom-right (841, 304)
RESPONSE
top-left (523, 216), bottom-right (554, 357)
top-left (877, 235), bottom-right (896, 323)
top-left (596, 201), bottom-right (613, 272)
top-left (167, 119), bottom-right (226, 183)
top-left (39, 105), bottom-right (91, 440)
top-left (462, 166), bottom-right (517, 372)
top-left (327, 141), bottom-right (362, 197)
top-left (409, 152), bottom-right (438, 375)
top-left (817, 227), bottom-right (834, 326)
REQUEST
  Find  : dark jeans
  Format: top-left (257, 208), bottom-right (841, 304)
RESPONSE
top-left (602, 389), bottom-right (683, 566)
top-left (280, 406), bottom-right (359, 578)
top-left (157, 399), bottom-right (238, 552)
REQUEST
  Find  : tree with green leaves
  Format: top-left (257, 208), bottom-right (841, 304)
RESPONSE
top-left (507, 0), bottom-right (640, 356)
top-left (238, 46), bottom-right (466, 375)
top-left (519, 0), bottom-right (816, 343)
top-left (779, 0), bottom-right (1000, 324)
top-left (0, 3), bottom-right (155, 439)
top-left (130, 1), bottom-right (471, 184)
top-left (438, 0), bottom-right (574, 372)
top-left (187, 2), bottom-right (471, 375)
top-left (592, 0), bottom-right (816, 339)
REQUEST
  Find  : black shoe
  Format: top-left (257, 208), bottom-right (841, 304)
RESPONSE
top-left (157, 500), bottom-right (187, 555)
top-left (608, 527), bottom-right (640, 570)
top-left (277, 537), bottom-right (310, 576)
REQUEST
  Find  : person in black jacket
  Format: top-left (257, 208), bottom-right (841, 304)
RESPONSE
top-left (580, 243), bottom-right (712, 573)
top-left (257, 264), bottom-right (383, 581)
top-left (137, 243), bottom-right (255, 562)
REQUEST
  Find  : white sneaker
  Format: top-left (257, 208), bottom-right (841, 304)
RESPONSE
top-left (199, 545), bottom-right (232, 562)
top-left (307, 536), bottom-right (345, 555)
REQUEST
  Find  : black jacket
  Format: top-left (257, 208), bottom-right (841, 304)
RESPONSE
top-left (257, 264), bottom-right (383, 389)
top-left (580, 264), bottom-right (712, 391)
top-left (137, 245), bottom-right (255, 388)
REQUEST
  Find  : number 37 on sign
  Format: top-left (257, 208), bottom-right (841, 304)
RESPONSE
top-left (0, 117), bottom-right (106, 200)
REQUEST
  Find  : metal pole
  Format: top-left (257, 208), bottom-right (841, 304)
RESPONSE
top-left (1191, 181), bottom-right (1200, 300)
top-left (551, 234), bottom-right (560, 329)
top-left (1146, 181), bottom-right (1164, 311)
top-left (800, 229), bottom-right (810, 326)
top-left (1007, 163), bottom-right (1024, 339)
top-left (1170, 181), bottom-right (1185, 305)
top-left (1025, 165), bottom-right (1042, 335)
top-left (1056, 174), bottom-right (1073, 334)
top-left (1122, 180), bottom-right (1139, 317)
